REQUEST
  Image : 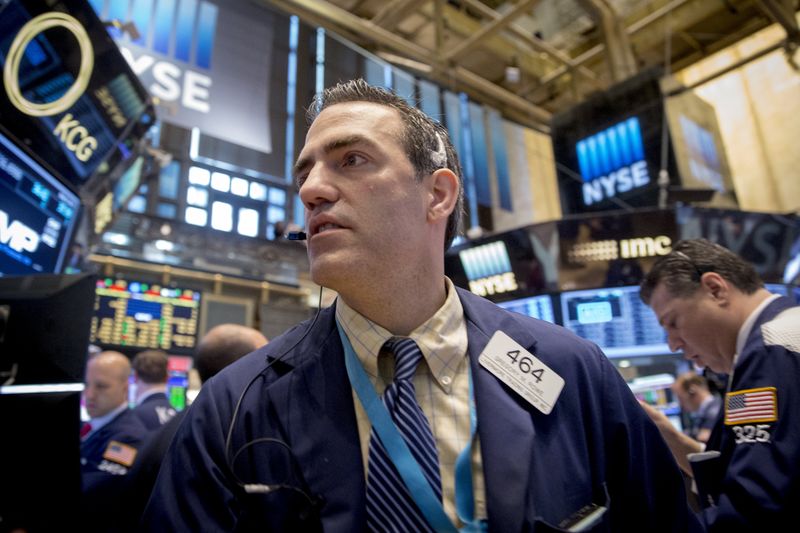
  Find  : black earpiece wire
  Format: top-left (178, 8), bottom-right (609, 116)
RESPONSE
top-left (223, 285), bottom-right (326, 499)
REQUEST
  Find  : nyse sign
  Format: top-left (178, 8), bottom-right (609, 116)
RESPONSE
top-left (120, 48), bottom-right (212, 114)
top-left (469, 272), bottom-right (519, 297)
top-left (576, 117), bottom-right (651, 207)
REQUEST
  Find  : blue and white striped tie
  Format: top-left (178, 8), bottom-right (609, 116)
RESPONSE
top-left (366, 337), bottom-right (442, 532)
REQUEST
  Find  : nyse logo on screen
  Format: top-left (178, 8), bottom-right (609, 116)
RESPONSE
top-left (459, 241), bottom-right (519, 296)
top-left (92, 0), bottom-right (219, 114)
top-left (576, 117), bottom-right (651, 206)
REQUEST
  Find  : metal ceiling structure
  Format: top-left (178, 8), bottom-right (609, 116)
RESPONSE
top-left (261, 0), bottom-right (799, 131)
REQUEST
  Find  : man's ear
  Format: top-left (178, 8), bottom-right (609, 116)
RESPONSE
top-left (427, 168), bottom-right (459, 223)
top-left (700, 272), bottom-right (730, 305)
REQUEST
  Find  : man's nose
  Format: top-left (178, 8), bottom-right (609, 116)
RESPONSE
top-left (667, 332), bottom-right (683, 353)
top-left (298, 164), bottom-right (338, 211)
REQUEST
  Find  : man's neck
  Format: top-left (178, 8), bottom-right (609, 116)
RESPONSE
top-left (340, 269), bottom-right (448, 336)
top-left (136, 383), bottom-right (167, 403)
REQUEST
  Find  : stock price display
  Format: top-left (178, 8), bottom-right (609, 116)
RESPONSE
top-left (90, 279), bottom-right (201, 354)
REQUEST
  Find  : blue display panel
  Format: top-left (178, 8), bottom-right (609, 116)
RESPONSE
top-left (764, 282), bottom-right (788, 297)
top-left (560, 285), bottom-right (670, 358)
top-left (89, 278), bottom-right (201, 355)
top-left (496, 295), bottom-right (556, 324)
top-left (0, 132), bottom-right (81, 275)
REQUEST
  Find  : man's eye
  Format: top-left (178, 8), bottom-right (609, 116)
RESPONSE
top-left (343, 153), bottom-right (366, 167)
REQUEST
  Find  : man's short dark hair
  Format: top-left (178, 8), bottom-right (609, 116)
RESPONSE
top-left (132, 349), bottom-right (169, 384)
top-left (307, 78), bottom-right (465, 251)
top-left (640, 238), bottom-right (763, 304)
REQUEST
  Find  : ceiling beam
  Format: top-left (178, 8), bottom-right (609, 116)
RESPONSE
top-left (442, 0), bottom-right (540, 62)
top-left (457, 0), bottom-right (599, 84)
top-left (263, 0), bottom-right (552, 126)
top-left (372, 0), bottom-right (430, 30)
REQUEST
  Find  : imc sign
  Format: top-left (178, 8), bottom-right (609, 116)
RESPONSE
top-left (576, 117), bottom-right (651, 207)
top-left (90, 0), bottom-right (276, 154)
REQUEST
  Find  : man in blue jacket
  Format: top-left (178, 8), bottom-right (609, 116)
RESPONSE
top-left (640, 238), bottom-right (799, 531)
top-left (143, 79), bottom-right (699, 532)
top-left (81, 350), bottom-right (147, 530)
top-left (131, 349), bottom-right (176, 430)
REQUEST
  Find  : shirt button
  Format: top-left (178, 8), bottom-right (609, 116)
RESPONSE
top-left (441, 375), bottom-right (452, 386)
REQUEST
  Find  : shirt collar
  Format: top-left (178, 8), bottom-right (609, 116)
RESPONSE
top-left (136, 387), bottom-right (166, 405)
top-left (735, 293), bottom-right (779, 360)
top-left (335, 277), bottom-right (468, 392)
top-left (89, 402), bottom-right (129, 433)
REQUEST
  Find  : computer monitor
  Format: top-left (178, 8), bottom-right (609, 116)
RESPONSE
top-left (89, 278), bottom-right (202, 355)
top-left (0, 272), bottom-right (96, 385)
top-left (496, 294), bottom-right (557, 324)
top-left (560, 285), bottom-right (671, 358)
top-left (0, 272), bottom-right (96, 531)
top-left (0, 130), bottom-right (82, 276)
top-left (764, 282), bottom-right (788, 298)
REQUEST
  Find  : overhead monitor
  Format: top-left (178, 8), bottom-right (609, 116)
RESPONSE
top-left (89, 278), bottom-right (201, 355)
top-left (496, 294), bottom-right (556, 324)
top-left (0, 130), bottom-right (81, 276)
top-left (764, 282), bottom-right (788, 298)
top-left (560, 285), bottom-right (671, 358)
top-left (0, 0), bottom-right (154, 188)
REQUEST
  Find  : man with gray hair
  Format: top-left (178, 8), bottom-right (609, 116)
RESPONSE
top-left (639, 238), bottom-right (799, 530)
top-left (145, 79), bottom-right (699, 531)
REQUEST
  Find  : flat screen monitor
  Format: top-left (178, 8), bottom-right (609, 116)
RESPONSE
top-left (560, 285), bottom-right (671, 358)
top-left (0, 0), bottom-right (154, 187)
top-left (0, 272), bottom-right (95, 530)
top-left (0, 272), bottom-right (95, 385)
top-left (89, 278), bottom-right (201, 355)
top-left (627, 373), bottom-right (682, 431)
top-left (496, 294), bottom-right (556, 324)
top-left (764, 282), bottom-right (788, 298)
top-left (0, 131), bottom-right (81, 275)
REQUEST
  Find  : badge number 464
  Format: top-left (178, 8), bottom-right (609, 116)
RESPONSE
top-left (479, 331), bottom-right (565, 415)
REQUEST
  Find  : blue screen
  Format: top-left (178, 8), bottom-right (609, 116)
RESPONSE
top-left (0, 132), bottom-right (81, 275)
top-left (496, 294), bottom-right (556, 323)
top-left (560, 285), bottom-right (671, 358)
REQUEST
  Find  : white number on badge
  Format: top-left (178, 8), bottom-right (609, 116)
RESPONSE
top-left (732, 424), bottom-right (771, 444)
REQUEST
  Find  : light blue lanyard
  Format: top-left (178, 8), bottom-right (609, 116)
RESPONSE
top-left (336, 322), bottom-right (486, 532)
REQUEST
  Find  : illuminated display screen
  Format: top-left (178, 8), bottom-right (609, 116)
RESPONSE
top-left (496, 295), bottom-right (556, 324)
top-left (89, 278), bottom-right (201, 355)
top-left (560, 285), bottom-right (670, 358)
top-left (764, 283), bottom-right (788, 297)
top-left (0, 0), bottom-right (152, 187)
top-left (0, 131), bottom-right (81, 275)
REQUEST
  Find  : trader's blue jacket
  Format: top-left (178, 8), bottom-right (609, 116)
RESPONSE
top-left (144, 288), bottom-right (700, 532)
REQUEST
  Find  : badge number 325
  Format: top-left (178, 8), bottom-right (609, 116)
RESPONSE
top-left (479, 331), bottom-right (565, 415)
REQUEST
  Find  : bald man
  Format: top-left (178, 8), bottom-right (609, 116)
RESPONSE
top-left (81, 351), bottom-right (147, 529)
top-left (194, 324), bottom-right (269, 383)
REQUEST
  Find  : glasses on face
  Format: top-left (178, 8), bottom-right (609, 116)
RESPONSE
top-left (672, 250), bottom-right (707, 282)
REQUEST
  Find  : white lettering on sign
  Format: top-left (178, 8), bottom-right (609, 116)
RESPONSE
top-left (120, 48), bottom-right (212, 114)
top-left (619, 236), bottom-right (672, 259)
top-left (0, 210), bottom-right (40, 253)
top-left (468, 272), bottom-right (519, 296)
top-left (582, 160), bottom-right (650, 206)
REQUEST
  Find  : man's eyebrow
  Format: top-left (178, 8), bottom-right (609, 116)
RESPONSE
top-left (292, 134), bottom-right (379, 181)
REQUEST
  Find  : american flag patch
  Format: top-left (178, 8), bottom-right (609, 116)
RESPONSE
top-left (725, 387), bottom-right (777, 425)
top-left (103, 440), bottom-right (138, 467)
